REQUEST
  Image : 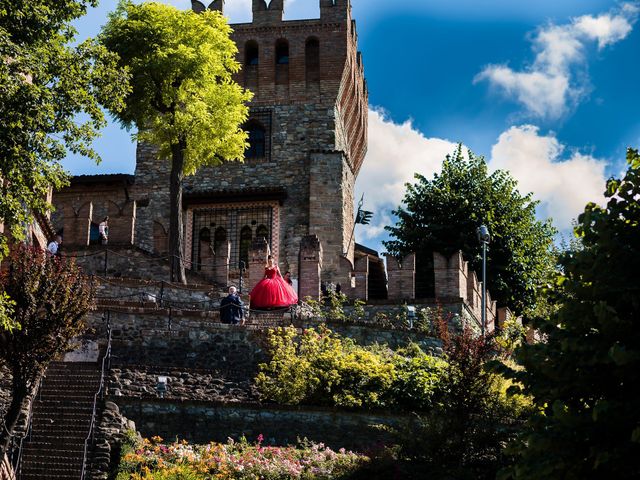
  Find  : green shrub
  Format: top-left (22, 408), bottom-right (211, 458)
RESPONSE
top-left (256, 326), bottom-right (446, 411)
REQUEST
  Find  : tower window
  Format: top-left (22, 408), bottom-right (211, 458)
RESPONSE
top-left (305, 37), bottom-right (320, 84)
top-left (245, 41), bottom-right (259, 66)
top-left (275, 39), bottom-right (289, 65)
top-left (245, 120), bottom-right (266, 159)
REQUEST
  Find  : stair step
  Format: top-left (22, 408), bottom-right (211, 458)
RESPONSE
top-left (25, 435), bottom-right (87, 451)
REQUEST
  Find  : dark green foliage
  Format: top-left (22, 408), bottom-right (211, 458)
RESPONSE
top-left (504, 149), bottom-right (640, 479)
top-left (0, 0), bottom-right (129, 256)
top-left (0, 245), bottom-right (94, 454)
top-left (384, 146), bottom-right (556, 315)
top-left (396, 320), bottom-right (525, 480)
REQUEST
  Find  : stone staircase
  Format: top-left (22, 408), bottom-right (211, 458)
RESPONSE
top-left (19, 362), bottom-right (101, 480)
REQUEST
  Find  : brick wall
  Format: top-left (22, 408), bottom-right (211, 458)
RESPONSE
top-left (386, 253), bottom-right (416, 300)
top-left (298, 234), bottom-right (322, 301)
top-left (52, 176), bottom-right (136, 247)
top-left (432, 251), bottom-right (497, 332)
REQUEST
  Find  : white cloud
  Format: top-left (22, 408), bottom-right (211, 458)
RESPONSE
top-left (475, 2), bottom-right (639, 119)
top-left (489, 125), bottom-right (607, 229)
top-left (355, 112), bottom-right (609, 251)
top-left (354, 109), bottom-right (458, 246)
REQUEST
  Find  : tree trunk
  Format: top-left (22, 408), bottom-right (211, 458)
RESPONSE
top-left (0, 372), bottom-right (37, 456)
top-left (169, 139), bottom-right (187, 284)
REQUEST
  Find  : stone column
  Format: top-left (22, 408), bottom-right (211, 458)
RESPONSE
top-left (248, 237), bottom-right (270, 293)
top-left (108, 201), bottom-right (136, 245)
top-left (214, 240), bottom-right (231, 286)
top-left (385, 253), bottom-right (416, 300)
top-left (298, 235), bottom-right (322, 301)
top-left (63, 202), bottom-right (92, 247)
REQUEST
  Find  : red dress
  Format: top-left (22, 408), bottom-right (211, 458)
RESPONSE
top-left (250, 266), bottom-right (298, 309)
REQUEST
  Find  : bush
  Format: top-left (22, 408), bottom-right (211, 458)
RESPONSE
top-left (255, 326), bottom-right (447, 411)
top-left (392, 319), bottom-right (530, 479)
top-left (116, 436), bottom-right (368, 480)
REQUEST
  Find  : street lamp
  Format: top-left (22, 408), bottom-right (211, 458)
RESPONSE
top-left (476, 225), bottom-right (490, 334)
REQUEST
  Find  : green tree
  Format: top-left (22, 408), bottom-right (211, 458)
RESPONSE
top-left (384, 146), bottom-right (556, 315)
top-left (0, 0), bottom-right (129, 256)
top-left (100, 1), bottom-right (252, 283)
top-left (0, 246), bottom-right (95, 455)
top-left (504, 149), bottom-right (640, 479)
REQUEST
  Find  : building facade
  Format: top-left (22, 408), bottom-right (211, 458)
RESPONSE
top-left (53, 0), bottom-right (368, 286)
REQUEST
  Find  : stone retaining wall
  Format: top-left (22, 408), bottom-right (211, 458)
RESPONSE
top-left (116, 399), bottom-right (409, 452)
top-left (108, 367), bottom-right (258, 403)
top-left (1, 454), bottom-right (15, 480)
top-left (0, 365), bottom-right (10, 420)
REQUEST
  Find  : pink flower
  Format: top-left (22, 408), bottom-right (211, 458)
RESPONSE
top-left (257, 434), bottom-right (264, 444)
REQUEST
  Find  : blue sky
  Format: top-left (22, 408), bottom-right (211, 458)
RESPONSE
top-left (66, 0), bottom-right (640, 252)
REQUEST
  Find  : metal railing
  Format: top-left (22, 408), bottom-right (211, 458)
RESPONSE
top-left (2, 375), bottom-right (40, 480)
top-left (80, 312), bottom-right (112, 480)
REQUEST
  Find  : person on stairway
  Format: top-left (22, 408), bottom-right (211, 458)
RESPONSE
top-left (220, 286), bottom-right (244, 325)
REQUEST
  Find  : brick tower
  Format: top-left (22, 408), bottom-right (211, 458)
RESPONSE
top-left (136, 0), bottom-right (368, 283)
top-left (57, 0), bottom-right (368, 288)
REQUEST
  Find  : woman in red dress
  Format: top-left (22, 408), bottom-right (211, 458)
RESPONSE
top-left (250, 255), bottom-right (298, 309)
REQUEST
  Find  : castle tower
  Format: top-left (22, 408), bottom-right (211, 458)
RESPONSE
top-left (134, 0), bottom-right (368, 285)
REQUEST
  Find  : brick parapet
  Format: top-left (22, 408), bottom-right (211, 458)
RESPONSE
top-left (432, 251), bottom-right (497, 333)
top-left (214, 240), bottom-right (231, 286)
top-left (385, 253), bottom-right (416, 300)
top-left (298, 234), bottom-right (322, 301)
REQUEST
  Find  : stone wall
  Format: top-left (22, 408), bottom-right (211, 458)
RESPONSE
top-left (96, 277), bottom-right (217, 309)
top-left (1, 455), bottom-right (15, 480)
top-left (116, 399), bottom-right (407, 452)
top-left (0, 365), bottom-right (11, 421)
top-left (297, 318), bottom-right (442, 352)
top-left (86, 400), bottom-right (137, 480)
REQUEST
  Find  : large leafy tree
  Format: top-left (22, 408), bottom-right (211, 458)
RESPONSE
top-left (0, 0), bottom-right (129, 256)
top-left (503, 149), bottom-right (640, 479)
top-left (100, 1), bottom-right (252, 284)
top-left (384, 147), bottom-right (556, 315)
top-left (0, 246), bottom-right (94, 455)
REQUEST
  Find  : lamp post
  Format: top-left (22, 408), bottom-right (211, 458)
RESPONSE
top-left (477, 225), bottom-right (490, 334)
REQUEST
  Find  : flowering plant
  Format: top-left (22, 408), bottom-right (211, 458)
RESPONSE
top-left (117, 435), bottom-right (368, 479)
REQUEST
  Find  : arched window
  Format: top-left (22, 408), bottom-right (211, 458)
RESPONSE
top-left (197, 227), bottom-right (211, 271)
top-left (214, 227), bottom-right (227, 255)
top-left (275, 39), bottom-right (289, 87)
top-left (305, 37), bottom-right (320, 84)
top-left (89, 222), bottom-right (100, 245)
top-left (245, 40), bottom-right (259, 66)
top-left (244, 120), bottom-right (266, 159)
top-left (238, 226), bottom-right (253, 269)
top-left (199, 227), bottom-right (211, 242)
top-left (275, 39), bottom-right (289, 65)
top-left (256, 224), bottom-right (269, 243)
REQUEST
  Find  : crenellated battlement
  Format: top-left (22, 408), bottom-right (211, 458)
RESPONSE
top-left (191, 0), bottom-right (368, 173)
